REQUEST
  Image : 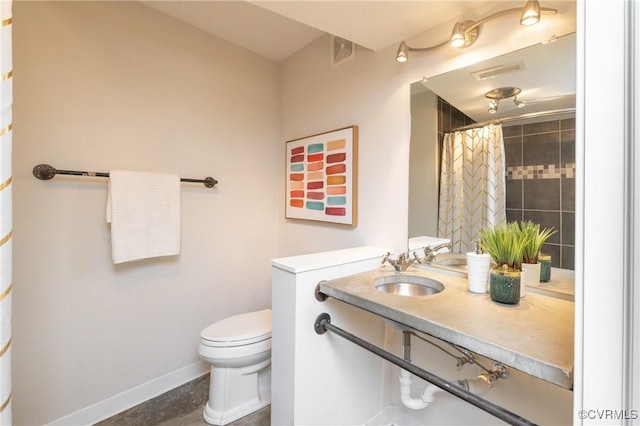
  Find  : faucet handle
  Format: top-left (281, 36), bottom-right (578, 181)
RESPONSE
top-left (423, 246), bottom-right (434, 259)
top-left (381, 252), bottom-right (398, 269)
top-left (381, 252), bottom-right (412, 271)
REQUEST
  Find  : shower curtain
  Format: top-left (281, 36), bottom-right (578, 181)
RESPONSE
top-left (438, 123), bottom-right (506, 253)
top-left (0, 1), bottom-right (12, 423)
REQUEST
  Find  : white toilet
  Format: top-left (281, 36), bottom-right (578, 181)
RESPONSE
top-left (198, 309), bottom-right (272, 425)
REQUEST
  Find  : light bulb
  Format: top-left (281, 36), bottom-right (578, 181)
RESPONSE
top-left (450, 22), bottom-right (466, 47)
top-left (520, 0), bottom-right (541, 26)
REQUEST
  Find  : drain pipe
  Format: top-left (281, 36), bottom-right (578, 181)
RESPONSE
top-left (398, 331), bottom-right (503, 410)
top-left (314, 312), bottom-right (533, 425)
top-left (399, 330), bottom-right (444, 409)
top-left (399, 368), bottom-right (444, 409)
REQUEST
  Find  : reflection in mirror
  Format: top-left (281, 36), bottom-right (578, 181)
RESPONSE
top-left (409, 33), bottom-right (576, 269)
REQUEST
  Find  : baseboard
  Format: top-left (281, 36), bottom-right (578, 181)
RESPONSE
top-left (47, 361), bottom-right (210, 426)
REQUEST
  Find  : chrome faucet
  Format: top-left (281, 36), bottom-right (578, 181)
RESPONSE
top-left (422, 243), bottom-right (453, 263)
top-left (381, 252), bottom-right (415, 272)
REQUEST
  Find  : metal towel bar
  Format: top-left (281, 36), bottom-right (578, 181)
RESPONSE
top-left (32, 163), bottom-right (218, 188)
top-left (313, 313), bottom-right (536, 426)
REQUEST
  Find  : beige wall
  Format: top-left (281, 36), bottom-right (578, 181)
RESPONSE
top-left (278, 37), bottom-right (412, 256)
top-left (278, 2), bottom-right (577, 257)
top-left (12, 2), bottom-right (279, 424)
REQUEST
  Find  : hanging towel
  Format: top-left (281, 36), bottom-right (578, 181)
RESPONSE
top-left (106, 170), bottom-right (181, 264)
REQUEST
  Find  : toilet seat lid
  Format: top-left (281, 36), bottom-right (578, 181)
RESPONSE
top-left (201, 309), bottom-right (271, 344)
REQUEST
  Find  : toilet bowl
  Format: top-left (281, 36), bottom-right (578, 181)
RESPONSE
top-left (199, 309), bottom-right (272, 426)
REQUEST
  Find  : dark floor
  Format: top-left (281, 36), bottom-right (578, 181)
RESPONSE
top-left (94, 374), bottom-right (270, 426)
top-left (159, 405), bottom-right (270, 426)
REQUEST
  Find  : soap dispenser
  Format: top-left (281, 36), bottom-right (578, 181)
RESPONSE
top-left (466, 240), bottom-right (491, 294)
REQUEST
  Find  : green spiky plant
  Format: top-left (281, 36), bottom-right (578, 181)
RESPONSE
top-left (479, 222), bottom-right (530, 271)
top-left (518, 220), bottom-right (558, 264)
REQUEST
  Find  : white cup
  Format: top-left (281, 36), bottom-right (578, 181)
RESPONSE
top-left (466, 252), bottom-right (491, 293)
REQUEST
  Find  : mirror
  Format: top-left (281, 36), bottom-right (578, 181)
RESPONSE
top-left (409, 33), bottom-right (576, 270)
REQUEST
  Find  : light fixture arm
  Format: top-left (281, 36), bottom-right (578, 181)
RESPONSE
top-left (395, 1), bottom-right (558, 62)
top-left (395, 39), bottom-right (449, 62)
top-left (462, 6), bottom-right (557, 36)
top-left (409, 41), bottom-right (449, 52)
top-left (404, 40), bottom-right (449, 53)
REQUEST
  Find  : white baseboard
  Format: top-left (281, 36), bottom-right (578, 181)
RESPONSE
top-left (47, 361), bottom-right (210, 426)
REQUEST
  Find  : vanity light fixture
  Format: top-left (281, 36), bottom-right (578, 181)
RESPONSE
top-left (485, 87), bottom-right (523, 114)
top-left (513, 96), bottom-right (526, 108)
top-left (395, 41), bottom-right (409, 63)
top-left (520, 0), bottom-right (542, 26)
top-left (395, 39), bottom-right (448, 63)
top-left (488, 100), bottom-right (499, 114)
top-left (395, 0), bottom-right (556, 63)
top-left (450, 20), bottom-right (479, 48)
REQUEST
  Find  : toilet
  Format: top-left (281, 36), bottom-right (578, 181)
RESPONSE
top-left (198, 309), bottom-right (272, 425)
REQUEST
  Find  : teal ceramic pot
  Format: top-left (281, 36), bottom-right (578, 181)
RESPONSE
top-left (539, 254), bottom-right (552, 282)
top-left (490, 267), bottom-right (521, 305)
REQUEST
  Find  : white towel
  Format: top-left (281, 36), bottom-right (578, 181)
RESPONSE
top-left (106, 170), bottom-right (181, 264)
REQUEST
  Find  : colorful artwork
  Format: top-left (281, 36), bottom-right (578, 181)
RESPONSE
top-left (285, 126), bottom-right (358, 226)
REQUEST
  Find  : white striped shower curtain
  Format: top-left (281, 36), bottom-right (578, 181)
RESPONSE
top-left (0, 1), bottom-right (12, 423)
top-left (438, 123), bottom-right (506, 253)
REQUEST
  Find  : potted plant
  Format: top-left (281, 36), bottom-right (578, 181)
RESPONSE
top-left (479, 222), bottom-right (529, 305)
top-left (518, 221), bottom-right (557, 287)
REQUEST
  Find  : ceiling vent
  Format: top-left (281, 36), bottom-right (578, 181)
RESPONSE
top-left (471, 62), bottom-right (525, 81)
top-left (331, 36), bottom-right (356, 67)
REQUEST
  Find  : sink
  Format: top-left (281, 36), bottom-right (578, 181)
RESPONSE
top-left (431, 253), bottom-right (467, 268)
top-left (374, 275), bottom-right (444, 296)
top-left (415, 253), bottom-right (467, 275)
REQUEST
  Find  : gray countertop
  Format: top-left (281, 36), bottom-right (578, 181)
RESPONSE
top-left (318, 265), bottom-right (574, 390)
top-left (526, 267), bottom-right (575, 301)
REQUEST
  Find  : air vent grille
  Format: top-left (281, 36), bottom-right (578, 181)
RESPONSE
top-left (331, 36), bottom-right (356, 67)
top-left (471, 62), bottom-right (525, 81)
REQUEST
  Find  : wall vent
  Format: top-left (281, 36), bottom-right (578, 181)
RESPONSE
top-left (331, 36), bottom-right (356, 67)
top-left (471, 62), bottom-right (525, 81)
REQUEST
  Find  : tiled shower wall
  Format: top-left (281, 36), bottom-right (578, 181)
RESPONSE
top-left (503, 119), bottom-right (575, 270)
top-left (437, 97), bottom-right (476, 140)
top-left (437, 98), bottom-right (575, 270)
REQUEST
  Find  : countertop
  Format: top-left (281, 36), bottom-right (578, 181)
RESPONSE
top-left (526, 267), bottom-right (575, 301)
top-left (415, 261), bottom-right (575, 301)
top-left (318, 265), bottom-right (574, 390)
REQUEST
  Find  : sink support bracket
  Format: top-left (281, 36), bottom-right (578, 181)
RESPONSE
top-left (313, 313), bottom-right (536, 426)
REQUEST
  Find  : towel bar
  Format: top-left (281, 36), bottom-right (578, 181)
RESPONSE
top-left (314, 313), bottom-right (536, 426)
top-left (32, 163), bottom-right (218, 188)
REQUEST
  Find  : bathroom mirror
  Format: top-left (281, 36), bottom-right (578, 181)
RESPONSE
top-left (409, 33), bottom-right (576, 270)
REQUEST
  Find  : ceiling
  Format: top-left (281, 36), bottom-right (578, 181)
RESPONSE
top-left (140, 1), bottom-right (576, 121)
top-left (140, 1), bottom-right (504, 62)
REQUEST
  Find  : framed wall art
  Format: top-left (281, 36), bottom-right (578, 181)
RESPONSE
top-left (285, 126), bottom-right (358, 226)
